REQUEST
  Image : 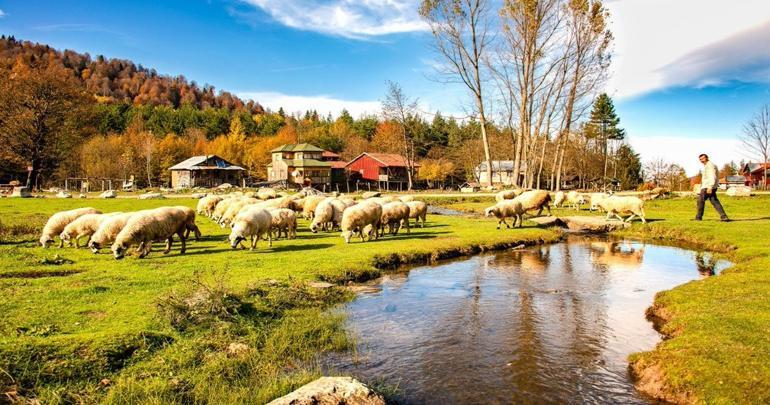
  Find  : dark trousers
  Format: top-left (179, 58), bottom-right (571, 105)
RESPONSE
top-left (696, 188), bottom-right (728, 220)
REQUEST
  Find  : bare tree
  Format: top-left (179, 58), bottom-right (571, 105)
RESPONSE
top-left (382, 81), bottom-right (418, 190)
top-left (420, 0), bottom-right (495, 186)
top-left (552, 0), bottom-right (612, 191)
top-left (740, 103), bottom-right (770, 189)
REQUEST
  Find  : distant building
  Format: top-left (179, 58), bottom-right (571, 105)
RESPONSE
top-left (740, 162), bottom-right (770, 188)
top-left (474, 161), bottom-right (527, 186)
top-left (719, 175), bottom-right (747, 189)
top-left (169, 155), bottom-right (245, 189)
top-left (346, 152), bottom-right (419, 190)
top-left (321, 150), bottom-right (347, 185)
top-left (267, 143), bottom-right (331, 186)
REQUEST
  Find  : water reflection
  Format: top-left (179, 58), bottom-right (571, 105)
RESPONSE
top-left (325, 237), bottom-right (731, 404)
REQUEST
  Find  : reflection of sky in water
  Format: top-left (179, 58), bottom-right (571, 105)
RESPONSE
top-left (324, 237), bottom-right (731, 404)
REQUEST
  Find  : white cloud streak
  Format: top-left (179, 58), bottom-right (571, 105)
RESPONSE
top-left (606, 0), bottom-right (770, 98)
top-left (0, 9), bottom-right (5, 18)
top-left (238, 91), bottom-right (382, 118)
top-left (237, 0), bottom-right (427, 38)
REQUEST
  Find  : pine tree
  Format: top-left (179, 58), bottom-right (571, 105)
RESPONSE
top-left (587, 93), bottom-right (625, 187)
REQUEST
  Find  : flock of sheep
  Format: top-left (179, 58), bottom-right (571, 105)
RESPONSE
top-left (484, 189), bottom-right (648, 228)
top-left (36, 190), bottom-right (430, 259)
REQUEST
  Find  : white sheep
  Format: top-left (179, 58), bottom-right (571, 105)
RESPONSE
top-left (598, 196), bottom-right (647, 223)
top-left (111, 206), bottom-right (199, 259)
top-left (302, 195), bottom-right (327, 219)
top-left (229, 207), bottom-right (273, 250)
top-left (310, 199), bottom-right (336, 232)
top-left (88, 212), bottom-right (137, 253)
top-left (268, 208), bottom-right (297, 239)
top-left (367, 196), bottom-right (395, 205)
top-left (404, 200), bottom-right (428, 228)
top-left (398, 195), bottom-right (414, 203)
top-left (218, 197), bottom-right (260, 227)
top-left (60, 213), bottom-right (121, 248)
top-left (552, 191), bottom-right (566, 207)
top-left (513, 190), bottom-right (552, 217)
top-left (340, 200), bottom-right (383, 243)
top-left (197, 195), bottom-right (223, 217)
top-left (379, 201), bottom-right (411, 236)
top-left (257, 187), bottom-right (277, 200)
top-left (589, 192), bottom-right (612, 211)
top-left (39, 207), bottom-right (102, 248)
top-left (484, 200), bottom-right (525, 228)
top-left (211, 197), bottom-right (241, 222)
top-left (566, 191), bottom-right (586, 210)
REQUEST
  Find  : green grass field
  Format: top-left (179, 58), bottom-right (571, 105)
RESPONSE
top-left (0, 197), bottom-right (561, 403)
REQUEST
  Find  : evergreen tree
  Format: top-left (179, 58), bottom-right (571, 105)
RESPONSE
top-left (587, 93), bottom-right (625, 186)
top-left (614, 144), bottom-right (643, 190)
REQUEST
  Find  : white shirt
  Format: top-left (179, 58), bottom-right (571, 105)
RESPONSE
top-left (701, 161), bottom-right (718, 189)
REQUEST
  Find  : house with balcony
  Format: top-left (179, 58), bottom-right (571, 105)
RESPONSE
top-left (267, 143), bottom-right (331, 186)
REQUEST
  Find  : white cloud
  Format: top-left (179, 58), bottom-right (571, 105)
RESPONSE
top-left (628, 135), bottom-right (743, 176)
top-left (238, 91), bottom-right (382, 118)
top-left (237, 0), bottom-right (427, 38)
top-left (0, 9), bottom-right (5, 18)
top-left (605, 0), bottom-right (770, 98)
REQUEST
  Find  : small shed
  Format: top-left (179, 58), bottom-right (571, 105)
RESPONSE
top-left (346, 153), bottom-right (419, 190)
top-left (169, 155), bottom-right (245, 189)
top-left (474, 161), bottom-right (527, 186)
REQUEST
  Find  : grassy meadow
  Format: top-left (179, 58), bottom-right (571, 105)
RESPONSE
top-left (0, 196), bottom-right (560, 403)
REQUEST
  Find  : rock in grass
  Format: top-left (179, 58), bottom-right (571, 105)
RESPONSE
top-left (361, 191), bottom-right (381, 199)
top-left (267, 377), bottom-right (385, 405)
top-left (138, 192), bottom-right (165, 200)
top-left (100, 190), bottom-right (118, 198)
top-left (726, 186), bottom-right (752, 197)
top-left (56, 191), bottom-right (72, 199)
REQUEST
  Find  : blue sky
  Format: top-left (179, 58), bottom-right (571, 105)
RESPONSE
top-left (1, 0), bottom-right (769, 174)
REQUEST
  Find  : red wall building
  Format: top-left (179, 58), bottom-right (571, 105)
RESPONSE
top-left (345, 153), bottom-right (418, 189)
top-left (741, 163), bottom-right (770, 188)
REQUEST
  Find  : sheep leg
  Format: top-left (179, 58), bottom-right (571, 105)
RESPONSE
top-left (267, 229), bottom-right (272, 247)
top-left (139, 241), bottom-right (152, 258)
top-left (640, 209), bottom-right (647, 224)
top-left (164, 237), bottom-right (172, 254)
top-left (250, 235), bottom-right (257, 251)
top-left (74, 235), bottom-right (81, 248)
top-left (179, 231), bottom-right (187, 254)
top-left (137, 241), bottom-right (145, 253)
top-left (517, 214), bottom-right (523, 228)
top-left (625, 214), bottom-right (637, 223)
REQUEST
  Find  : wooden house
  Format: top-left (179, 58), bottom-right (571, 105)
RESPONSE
top-left (267, 143), bottom-right (331, 186)
top-left (741, 162), bottom-right (770, 188)
top-left (169, 155), bottom-right (245, 189)
top-left (345, 153), bottom-right (418, 190)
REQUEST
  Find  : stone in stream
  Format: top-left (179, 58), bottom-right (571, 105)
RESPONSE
top-left (530, 216), bottom-right (630, 233)
top-left (268, 376), bottom-right (385, 405)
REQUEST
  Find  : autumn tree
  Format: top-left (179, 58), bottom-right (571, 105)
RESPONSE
top-left (0, 62), bottom-right (93, 188)
top-left (382, 81), bottom-right (418, 190)
top-left (420, 0), bottom-right (495, 186)
top-left (740, 103), bottom-right (770, 189)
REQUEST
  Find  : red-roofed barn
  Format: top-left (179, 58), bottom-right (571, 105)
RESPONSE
top-left (345, 152), bottom-right (419, 190)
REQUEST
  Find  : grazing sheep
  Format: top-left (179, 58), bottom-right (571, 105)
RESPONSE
top-left (257, 187), bottom-right (277, 200)
top-left (565, 191), bottom-right (586, 210)
top-left (598, 196), bottom-right (647, 223)
top-left (39, 207), bottom-right (102, 248)
top-left (219, 198), bottom-right (260, 227)
top-left (212, 197), bottom-right (241, 222)
top-left (60, 213), bottom-right (120, 248)
top-left (552, 191), bottom-right (566, 207)
top-left (340, 198), bottom-right (357, 208)
top-left (514, 190), bottom-right (552, 217)
top-left (340, 201), bottom-right (383, 243)
top-left (379, 201), bottom-right (411, 236)
top-left (229, 207), bottom-right (273, 250)
top-left (111, 206), bottom-right (199, 259)
top-left (367, 196), bottom-right (395, 206)
top-left (268, 208), bottom-right (297, 239)
top-left (404, 200), bottom-right (428, 228)
top-left (197, 195), bottom-right (223, 217)
top-left (88, 212), bottom-right (137, 253)
top-left (302, 195), bottom-right (327, 219)
top-left (310, 199), bottom-right (335, 232)
top-left (495, 189), bottom-right (526, 202)
top-left (484, 200), bottom-right (525, 229)
top-left (398, 195), bottom-right (414, 203)
top-left (588, 192), bottom-right (612, 211)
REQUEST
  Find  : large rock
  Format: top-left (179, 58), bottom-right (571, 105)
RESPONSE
top-left (726, 185), bottom-right (752, 197)
top-left (100, 190), bottom-right (117, 199)
top-left (56, 191), bottom-right (72, 199)
top-left (216, 183), bottom-right (234, 190)
top-left (268, 377), bottom-right (385, 405)
top-left (138, 192), bottom-right (165, 200)
top-left (531, 215), bottom-right (631, 233)
top-left (191, 192), bottom-right (208, 199)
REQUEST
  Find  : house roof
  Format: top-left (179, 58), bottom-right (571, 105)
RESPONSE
top-left (330, 161), bottom-right (347, 169)
top-left (169, 155), bottom-right (245, 171)
top-left (322, 150), bottom-right (341, 159)
top-left (346, 152), bottom-right (419, 168)
top-left (743, 162), bottom-right (770, 174)
top-left (281, 159), bottom-right (331, 168)
top-left (270, 143), bottom-right (325, 153)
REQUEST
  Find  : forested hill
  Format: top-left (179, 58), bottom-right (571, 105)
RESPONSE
top-left (0, 35), bottom-right (263, 113)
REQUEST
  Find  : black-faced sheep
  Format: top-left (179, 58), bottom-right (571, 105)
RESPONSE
top-left (40, 207), bottom-right (102, 248)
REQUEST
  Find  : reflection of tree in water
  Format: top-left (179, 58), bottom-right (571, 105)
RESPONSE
top-left (588, 240), bottom-right (645, 271)
top-left (501, 247), bottom-right (551, 273)
top-left (695, 252), bottom-right (718, 276)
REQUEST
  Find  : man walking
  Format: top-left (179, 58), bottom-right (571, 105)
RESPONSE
top-left (695, 154), bottom-right (729, 221)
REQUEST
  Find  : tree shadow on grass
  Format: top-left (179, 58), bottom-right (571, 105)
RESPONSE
top-left (267, 243), bottom-right (335, 253)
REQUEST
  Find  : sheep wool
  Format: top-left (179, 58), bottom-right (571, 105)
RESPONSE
top-left (111, 206), bottom-right (199, 259)
top-left (340, 200), bottom-right (383, 243)
top-left (229, 207), bottom-right (273, 250)
top-left (484, 199), bottom-right (525, 228)
top-left (89, 212), bottom-right (137, 253)
top-left (598, 196), bottom-right (647, 223)
top-left (405, 201), bottom-right (428, 228)
top-left (60, 212), bottom-right (121, 248)
top-left (40, 207), bottom-right (102, 248)
top-left (513, 190), bottom-right (552, 217)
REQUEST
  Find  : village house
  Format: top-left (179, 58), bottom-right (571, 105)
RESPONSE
top-left (267, 143), bottom-right (331, 186)
top-left (741, 162), bottom-right (770, 188)
top-left (474, 161), bottom-right (527, 186)
top-left (321, 150), bottom-right (348, 185)
top-left (346, 152), bottom-right (418, 190)
top-left (168, 155), bottom-right (245, 189)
